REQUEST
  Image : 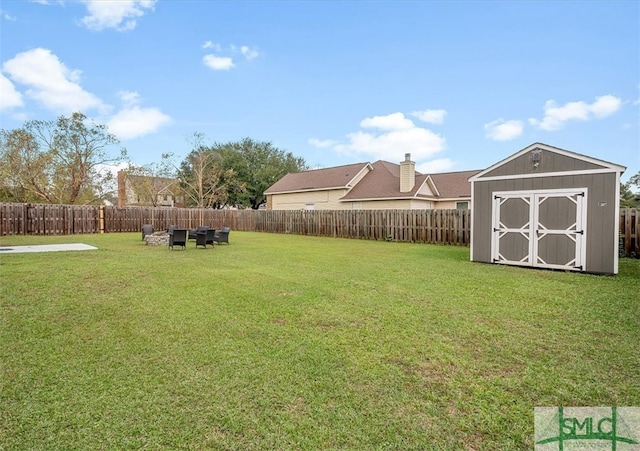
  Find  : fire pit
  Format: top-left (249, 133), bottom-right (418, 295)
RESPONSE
top-left (145, 231), bottom-right (170, 246)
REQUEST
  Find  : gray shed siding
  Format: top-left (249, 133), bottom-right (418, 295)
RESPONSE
top-left (482, 148), bottom-right (603, 178)
top-left (472, 172), bottom-right (618, 274)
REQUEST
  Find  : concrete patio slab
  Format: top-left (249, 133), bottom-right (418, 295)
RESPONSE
top-left (0, 243), bottom-right (98, 254)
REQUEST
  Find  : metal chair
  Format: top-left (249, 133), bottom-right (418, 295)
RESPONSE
top-left (189, 226), bottom-right (209, 240)
top-left (168, 228), bottom-right (187, 250)
top-left (142, 224), bottom-right (154, 240)
top-left (196, 229), bottom-right (216, 248)
top-left (214, 227), bottom-right (231, 244)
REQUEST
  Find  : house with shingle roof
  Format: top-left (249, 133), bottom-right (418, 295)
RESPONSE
top-left (117, 171), bottom-right (185, 208)
top-left (264, 153), bottom-right (480, 210)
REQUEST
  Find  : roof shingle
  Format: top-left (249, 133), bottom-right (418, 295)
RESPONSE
top-left (265, 162), bottom-right (370, 194)
top-left (265, 159), bottom-right (481, 201)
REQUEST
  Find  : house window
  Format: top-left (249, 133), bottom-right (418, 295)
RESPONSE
top-left (456, 201), bottom-right (469, 210)
top-left (352, 202), bottom-right (362, 210)
top-left (305, 204), bottom-right (315, 210)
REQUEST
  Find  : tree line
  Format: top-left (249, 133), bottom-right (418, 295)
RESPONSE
top-left (0, 113), bottom-right (307, 209)
top-left (1, 112), bottom-right (638, 208)
top-left (620, 172), bottom-right (640, 208)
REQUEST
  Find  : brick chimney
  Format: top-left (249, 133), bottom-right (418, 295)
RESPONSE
top-left (400, 153), bottom-right (415, 193)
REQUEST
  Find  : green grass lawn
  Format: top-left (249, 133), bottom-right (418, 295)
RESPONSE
top-left (1, 232), bottom-right (638, 450)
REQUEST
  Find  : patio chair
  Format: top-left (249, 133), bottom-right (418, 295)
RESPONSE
top-left (142, 224), bottom-right (154, 240)
top-left (168, 228), bottom-right (187, 250)
top-left (214, 227), bottom-right (231, 244)
top-left (189, 225), bottom-right (209, 240)
top-left (196, 228), bottom-right (216, 249)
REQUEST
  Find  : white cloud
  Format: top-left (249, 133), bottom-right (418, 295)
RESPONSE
top-left (484, 119), bottom-right (524, 141)
top-left (308, 138), bottom-right (337, 148)
top-left (201, 43), bottom-right (259, 71)
top-left (360, 112), bottom-right (415, 131)
top-left (240, 46), bottom-right (259, 60)
top-left (107, 91), bottom-right (170, 140)
top-left (202, 41), bottom-right (221, 51)
top-left (2, 47), bottom-right (104, 113)
top-left (117, 89), bottom-right (141, 106)
top-left (0, 72), bottom-right (23, 110)
top-left (95, 161), bottom-right (129, 180)
top-left (589, 95), bottom-right (622, 117)
top-left (2, 11), bottom-right (17, 21)
top-left (334, 112), bottom-right (446, 162)
top-left (529, 95), bottom-right (622, 131)
top-left (80, 0), bottom-right (157, 31)
top-left (203, 54), bottom-right (234, 71)
top-left (416, 158), bottom-right (455, 173)
top-left (411, 109), bottom-right (447, 125)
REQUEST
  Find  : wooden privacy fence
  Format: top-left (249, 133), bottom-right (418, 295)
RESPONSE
top-left (102, 207), bottom-right (471, 245)
top-left (0, 203), bottom-right (101, 235)
top-left (0, 203), bottom-right (470, 245)
top-left (620, 207), bottom-right (639, 258)
top-left (1, 203), bottom-right (639, 255)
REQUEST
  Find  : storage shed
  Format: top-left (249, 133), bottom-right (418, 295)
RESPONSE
top-left (469, 143), bottom-right (626, 274)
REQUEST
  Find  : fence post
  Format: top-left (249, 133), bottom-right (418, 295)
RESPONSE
top-left (99, 205), bottom-right (105, 233)
top-left (22, 203), bottom-right (28, 235)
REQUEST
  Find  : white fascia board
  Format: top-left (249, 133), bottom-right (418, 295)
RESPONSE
top-left (471, 167), bottom-right (622, 182)
top-left (266, 186), bottom-right (348, 195)
top-left (424, 176), bottom-right (440, 197)
top-left (435, 196), bottom-right (472, 201)
top-left (613, 171), bottom-right (621, 274)
top-left (469, 182), bottom-right (474, 261)
top-left (414, 178), bottom-right (432, 196)
top-left (345, 163), bottom-right (374, 187)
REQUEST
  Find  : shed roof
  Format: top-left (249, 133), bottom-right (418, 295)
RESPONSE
top-left (470, 142), bottom-right (626, 182)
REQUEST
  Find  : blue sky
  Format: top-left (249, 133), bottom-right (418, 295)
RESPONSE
top-left (1, 1), bottom-right (638, 181)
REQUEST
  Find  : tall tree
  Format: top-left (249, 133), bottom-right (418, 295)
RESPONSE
top-left (218, 138), bottom-right (307, 209)
top-left (0, 112), bottom-right (126, 204)
top-left (123, 153), bottom-right (178, 207)
top-left (620, 170), bottom-right (640, 208)
top-left (0, 128), bottom-right (53, 203)
top-left (173, 133), bottom-right (230, 208)
top-left (177, 149), bottom-right (234, 208)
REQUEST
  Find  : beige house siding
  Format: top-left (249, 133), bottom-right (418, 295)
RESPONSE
top-left (265, 160), bottom-right (477, 211)
top-left (117, 171), bottom-right (183, 207)
top-left (270, 189), bottom-right (350, 210)
top-left (270, 195), bottom-right (459, 210)
top-left (353, 199), bottom-right (431, 210)
top-left (270, 193), bottom-right (469, 210)
top-left (417, 182), bottom-right (435, 196)
top-left (434, 199), bottom-right (470, 209)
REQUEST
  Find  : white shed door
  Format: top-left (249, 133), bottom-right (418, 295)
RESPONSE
top-left (491, 189), bottom-right (587, 271)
